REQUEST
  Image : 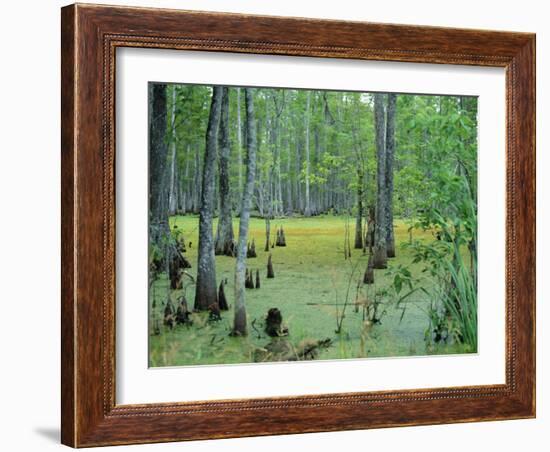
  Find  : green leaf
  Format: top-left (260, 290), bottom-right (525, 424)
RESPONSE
top-left (394, 274), bottom-right (402, 294)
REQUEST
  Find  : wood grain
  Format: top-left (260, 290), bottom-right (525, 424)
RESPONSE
top-left (60, 5), bottom-right (76, 446)
top-left (61, 3), bottom-right (536, 447)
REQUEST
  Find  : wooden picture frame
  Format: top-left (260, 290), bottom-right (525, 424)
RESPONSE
top-left (61, 3), bottom-right (535, 447)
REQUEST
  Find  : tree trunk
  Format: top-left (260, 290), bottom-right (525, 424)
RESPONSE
top-left (175, 168), bottom-right (182, 214)
top-left (354, 167), bottom-right (364, 249)
top-left (181, 144), bottom-right (190, 213)
top-left (303, 92), bottom-right (312, 216)
top-left (236, 87), bottom-right (243, 210)
top-left (194, 87), bottom-right (223, 311)
top-left (168, 85), bottom-right (178, 216)
top-left (313, 127), bottom-right (321, 215)
top-left (350, 97), bottom-right (365, 247)
top-left (214, 87), bottom-right (235, 256)
top-left (295, 137), bottom-right (302, 213)
top-left (275, 110), bottom-right (284, 216)
top-left (286, 134), bottom-right (293, 214)
top-left (193, 145), bottom-right (201, 213)
top-left (373, 93), bottom-right (388, 269)
top-left (264, 217), bottom-right (271, 252)
top-left (385, 93), bottom-right (397, 258)
top-left (232, 88), bottom-right (257, 336)
top-left (363, 251), bottom-right (374, 284)
top-left (264, 95), bottom-right (274, 240)
top-left (365, 205), bottom-right (375, 249)
top-left (269, 92), bottom-right (282, 217)
top-left (168, 142), bottom-right (177, 215)
top-left (149, 84), bottom-right (171, 255)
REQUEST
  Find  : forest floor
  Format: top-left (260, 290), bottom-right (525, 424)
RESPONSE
top-left (149, 215), bottom-right (473, 367)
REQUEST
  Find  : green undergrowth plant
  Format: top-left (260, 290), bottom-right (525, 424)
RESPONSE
top-left (407, 174), bottom-right (478, 351)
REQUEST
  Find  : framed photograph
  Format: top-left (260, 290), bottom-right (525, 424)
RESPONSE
top-left (61, 3), bottom-right (535, 447)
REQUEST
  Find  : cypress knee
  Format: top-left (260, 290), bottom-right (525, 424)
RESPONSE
top-left (169, 261), bottom-right (180, 290)
top-left (267, 253), bottom-right (275, 278)
top-left (247, 240), bottom-right (257, 258)
top-left (255, 269), bottom-right (261, 289)
top-left (224, 240), bottom-right (236, 257)
top-left (164, 298), bottom-right (175, 329)
top-left (208, 302), bottom-right (221, 321)
top-left (218, 281), bottom-right (229, 310)
top-left (175, 295), bottom-right (191, 325)
top-left (245, 269), bottom-right (254, 289)
top-left (265, 308), bottom-right (282, 337)
top-left (250, 238), bottom-right (257, 257)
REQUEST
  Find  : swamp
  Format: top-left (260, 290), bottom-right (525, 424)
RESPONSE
top-left (148, 84), bottom-right (478, 367)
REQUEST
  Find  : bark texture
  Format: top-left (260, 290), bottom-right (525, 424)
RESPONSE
top-left (168, 86), bottom-right (178, 216)
top-left (373, 93), bottom-right (388, 269)
top-left (354, 167), bottom-right (364, 249)
top-left (232, 88), bottom-right (257, 336)
top-left (215, 87), bottom-right (235, 256)
top-left (385, 93), bottom-right (397, 258)
top-left (303, 92), bottom-right (312, 216)
top-left (148, 84), bottom-right (170, 246)
top-left (194, 87), bottom-right (223, 310)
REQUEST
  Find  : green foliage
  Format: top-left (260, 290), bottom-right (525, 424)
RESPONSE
top-left (150, 84), bottom-right (479, 364)
top-left (440, 248), bottom-right (477, 349)
top-left (406, 173), bottom-right (477, 350)
top-left (149, 242), bottom-right (163, 267)
top-left (165, 85), bottom-right (477, 227)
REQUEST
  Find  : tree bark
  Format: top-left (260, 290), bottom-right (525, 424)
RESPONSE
top-left (264, 217), bottom-right (271, 252)
top-left (351, 97), bottom-right (365, 248)
top-left (286, 139), bottom-right (293, 214)
top-left (148, 84), bottom-right (170, 248)
top-left (168, 85), bottom-right (178, 216)
top-left (176, 169), bottom-right (182, 215)
top-left (365, 205), bottom-right (375, 249)
top-left (236, 87), bottom-right (243, 209)
top-left (194, 87), bottom-right (223, 311)
top-left (312, 127), bottom-right (320, 215)
top-left (193, 145), bottom-right (201, 213)
top-left (385, 93), bottom-right (397, 258)
top-left (214, 87), bottom-right (235, 256)
top-left (272, 93), bottom-right (284, 216)
top-left (181, 144), bottom-right (190, 213)
top-left (264, 95), bottom-right (274, 232)
top-left (354, 160), bottom-right (365, 248)
top-left (303, 92), bottom-right (312, 216)
top-left (373, 93), bottom-right (388, 269)
top-left (232, 88), bottom-right (258, 336)
top-left (149, 84), bottom-right (168, 230)
top-left (295, 135), bottom-right (302, 213)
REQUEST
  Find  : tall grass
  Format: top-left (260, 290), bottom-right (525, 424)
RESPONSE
top-left (441, 244), bottom-right (477, 350)
top-left (409, 172), bottom-right (478, 352)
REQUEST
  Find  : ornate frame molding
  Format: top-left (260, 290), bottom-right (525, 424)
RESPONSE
top-left (61, 4), bottom-right (535, 447)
